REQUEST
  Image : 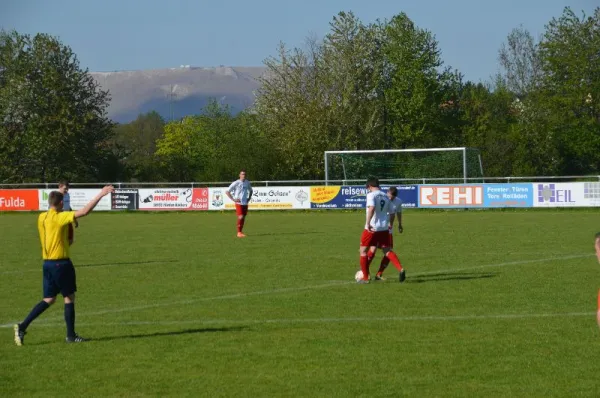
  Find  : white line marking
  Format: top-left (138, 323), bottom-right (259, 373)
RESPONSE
top-left (412, 254), bottom-right (594, 275)
top-left (0, 253), bottom-right (593, 276)
top-left (0, 312), bottom-right (595, 329)
top-left (82, 281), bottom-right (351, 316)
top-left (0, 253), bottom-right (594, 325)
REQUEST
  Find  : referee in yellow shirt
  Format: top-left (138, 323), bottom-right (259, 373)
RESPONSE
top-left (14, 185), bottom-right (114, 345)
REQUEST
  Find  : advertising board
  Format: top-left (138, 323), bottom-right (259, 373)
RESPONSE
top-left (137, 188), bottom-right (208, 210)
top-left (482, 184), bottom-right (533, 207)
top-left (111, 189), bottom-right (139, 210)
top-left (0, 189), bottom-right (39, 211)
top-left (418, 185), bottom-right (484, 208)
top-left (209, 187), bottom-right (311, 210)
top-left (310, 185), bottom-right (418, 209)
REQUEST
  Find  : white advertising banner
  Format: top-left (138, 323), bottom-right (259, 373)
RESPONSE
top-left (208, 186), bottom-right (311, 210)
top-left (532, 182), bottom-right (600, 207)
top-left (38, 189), bottom-right (112, 211)
top-left (137, 188), bottom-right (195, 210)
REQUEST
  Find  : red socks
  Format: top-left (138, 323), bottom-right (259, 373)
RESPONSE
top-left (237, 217), bottom-right (245, 233)
top-left (385, 251), bottom-right (403, 272)
top-left (360, 256), bottom-right (369, 280)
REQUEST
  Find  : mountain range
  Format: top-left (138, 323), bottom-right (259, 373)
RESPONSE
top-left (90, 66), bottom-right (267, 123)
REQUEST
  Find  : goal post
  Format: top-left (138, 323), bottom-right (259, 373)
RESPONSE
top-left (324, 147), bottom-right (484, 185)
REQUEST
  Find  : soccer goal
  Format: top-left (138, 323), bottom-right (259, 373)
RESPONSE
top-left (324, 147), bottom-right (484, 185)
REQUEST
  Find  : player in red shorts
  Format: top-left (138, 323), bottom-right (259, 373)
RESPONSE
top-left (225, 170), bottom-right (253, 238)
top-left (595, 232), bottom-right (600, 328)
top-left (367, 186), bottom-right (404, 281)
top-left (357, 177), bottom-right (405, 283)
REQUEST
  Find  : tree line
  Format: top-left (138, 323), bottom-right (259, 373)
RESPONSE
top-left (0, 7), bottom-right (598, 183)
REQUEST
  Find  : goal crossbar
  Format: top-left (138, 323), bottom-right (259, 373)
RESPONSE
top-left (324, 147), bottom-right (472, 155)
top-left (324, 147), bottom-right (483, 184)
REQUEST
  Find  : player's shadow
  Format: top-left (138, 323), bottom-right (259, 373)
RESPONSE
top-left (91, 326), bottom-right (248, 342)
top-left (406, 271), bottom-right (497, 284)
top-left (77, 260), bottom-right (180, 268)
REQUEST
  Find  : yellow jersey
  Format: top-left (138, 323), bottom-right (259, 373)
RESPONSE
top-left (38, 209), bottom-right (75, 260)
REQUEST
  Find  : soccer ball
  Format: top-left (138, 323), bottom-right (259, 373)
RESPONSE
top-left (355, 270), bottom-right (364, 282)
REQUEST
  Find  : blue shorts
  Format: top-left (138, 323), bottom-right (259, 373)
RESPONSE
top-left (43, 260), bottom-right (77, 298)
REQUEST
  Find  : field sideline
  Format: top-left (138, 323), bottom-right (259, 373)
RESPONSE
top-left (1, 210), bottom-right (599, 397)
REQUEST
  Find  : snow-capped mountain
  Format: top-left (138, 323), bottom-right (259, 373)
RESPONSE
top-left (91, 65), bottom-right (267, 123)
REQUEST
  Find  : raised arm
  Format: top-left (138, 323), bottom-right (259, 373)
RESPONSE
top-left (74, 185), bottom-right (114, 219)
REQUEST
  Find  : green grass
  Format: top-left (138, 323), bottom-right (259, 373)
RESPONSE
top-left (1, 210), bottom-right (599, 397)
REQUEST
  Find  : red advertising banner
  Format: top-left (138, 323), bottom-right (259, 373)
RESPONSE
top-left (190, 188), bottom-right (209, 210)
top-left (0, 189), bottom-right (39, 211)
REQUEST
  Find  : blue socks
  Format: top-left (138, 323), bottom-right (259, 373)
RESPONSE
top-left (64, 303), bottom-right (75, 338)
top-left (21, 301), bottom-right (50, 331)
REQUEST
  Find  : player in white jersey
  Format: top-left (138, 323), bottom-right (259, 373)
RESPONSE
top-left (357, 177), bottom-right (405, 283)
top-left (367, 186), bottom-right (404, 280)
top-left (225, 170), bottom-right (253, 238)
top-left (58, 181), bottom-right (77, 244)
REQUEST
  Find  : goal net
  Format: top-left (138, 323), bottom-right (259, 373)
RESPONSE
top-left (324, 148), bottom-right (484, 184)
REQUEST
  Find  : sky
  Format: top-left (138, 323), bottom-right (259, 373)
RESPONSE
top-left (0, 0), bottom-right (596, 83)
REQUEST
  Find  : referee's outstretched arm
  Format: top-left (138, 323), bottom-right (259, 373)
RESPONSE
top-left (74, 185), bottom-right (114, 219)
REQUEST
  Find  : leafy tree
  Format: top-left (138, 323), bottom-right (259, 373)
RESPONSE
top-left (155, 115), bottom-right (203, 182)
top-left (156, 100), bottom-right (277, 182)
top-left (319, 12), bottom-right (387, 151)
top-left (255, 11), bottom-right (463, 179)
top-left (112, 111), bottom-right (165, 181)
top-left (255, 40), bottom-right (330, 179)
top-left (0, 30), bottom-right (114, 183)
top-left (535, 7), bottom-right (600, 174)
top-left (498, 26), bottom-right (542, 97)
top-left (382, 13), bottom-right (462, 149)
top-left (458, 80), bottom-right (520, 176)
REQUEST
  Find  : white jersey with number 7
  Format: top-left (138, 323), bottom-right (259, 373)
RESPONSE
top-left (365, 190), bottom-right (391, 231)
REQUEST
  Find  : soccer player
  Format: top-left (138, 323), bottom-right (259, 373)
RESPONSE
top-left (13, 185), bottom-right (114, 346)
top-left (58, 181), bottom-right (78, 244)
top-left (358, 177), bottom-right (405, 283)
top-left (225, 170), bottom-right (253, 238)
top-left (368, 186), bottom-right (404, 281)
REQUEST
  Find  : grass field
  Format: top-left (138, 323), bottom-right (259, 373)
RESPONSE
top-left (1, 209), bottom-right (599, 397)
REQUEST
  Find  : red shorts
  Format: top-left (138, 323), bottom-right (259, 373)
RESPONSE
top-left (235, 204), bottom-right (248, 216)
top-left (374, 232), bottom-right (393, 249)
top-left (360, 230), bottom-right (390, 248)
